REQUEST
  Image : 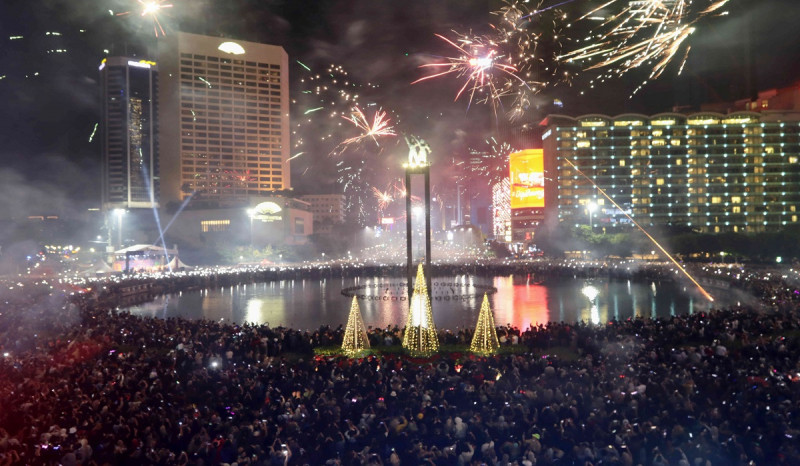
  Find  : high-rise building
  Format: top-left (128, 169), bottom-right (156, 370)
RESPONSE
top-left (492, 179), bottom-right (511, 242)
top-left (300, 194), bottom-right (345, 234)
top-left (100, 57), bottom-right (159, 211)
top-left (541, 111), bottom-right (800, 233)
top-left (158, 32), bottom-right (290, 208)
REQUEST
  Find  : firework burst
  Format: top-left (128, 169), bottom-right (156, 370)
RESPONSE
top-left (412, 32), bottom-right (529, 111)
top-left (414, 1), bottom-right (571, 119)
top-left (340, 106), bottom-right (397, 148)
top-left (560, 0), bottom-right (731, 95)
top-left (372, 186), bottom-right (394, 212)
top-left (117, 0), bottom-right (174, 37)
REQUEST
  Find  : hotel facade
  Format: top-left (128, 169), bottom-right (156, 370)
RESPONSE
top-left (158, 32), bottom-right (290, 208)
top-left (541, 111), bottom-right (800, 233)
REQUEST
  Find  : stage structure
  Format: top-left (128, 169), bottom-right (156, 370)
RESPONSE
top-left (470, 293), bottom-right (500, 355)
top-left (404, 136), bottom-right (432, 299)
top-left (341, 296), bottom-right (370, 356)
top-left (402, 263), bottom-right (439, 353)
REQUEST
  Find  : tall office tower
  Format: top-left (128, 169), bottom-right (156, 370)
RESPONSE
top-left (158, 32), bottom-right (290, 208)
top-left (100, 57), bottom-right (159, 210)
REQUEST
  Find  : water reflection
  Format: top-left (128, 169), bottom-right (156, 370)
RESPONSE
top-left (126, 275), bottom-right (721, 330)
top-left (492, 276), bottom-right (549, 329)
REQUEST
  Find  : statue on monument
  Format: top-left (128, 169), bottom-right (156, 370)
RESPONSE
top-left (405, 135), bottom-right (431, 167)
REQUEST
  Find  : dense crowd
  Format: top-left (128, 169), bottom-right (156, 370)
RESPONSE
top-left (1, 263), bottom-right (800, 465)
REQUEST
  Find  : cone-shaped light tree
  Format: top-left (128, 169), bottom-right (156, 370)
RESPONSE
top-left (470, 293), bottom-right (500, 355)
top-left (342, 296), bottom-right (371, 356)
top-left (402, 263), bottom-right (439, 353)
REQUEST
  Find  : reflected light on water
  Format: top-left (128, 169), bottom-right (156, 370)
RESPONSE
top-left (125, 275), bottom-right (722, 330)
top-left (245, 298), bottom-right (263, 324)
top-left (493, 275), bottom-right (549, 329)
top-left (582, 285), bottom-right (600, 324)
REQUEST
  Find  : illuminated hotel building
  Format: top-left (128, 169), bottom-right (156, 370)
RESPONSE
top-left (100, 57), bottom-right (159, 210)
top-left (541, 112), bottom-right (800, 233)
top-left (158, 32), bottom-right (290, 207)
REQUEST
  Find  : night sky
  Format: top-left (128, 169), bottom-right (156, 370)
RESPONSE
top-left (1, 0), bottom-right (799, 218)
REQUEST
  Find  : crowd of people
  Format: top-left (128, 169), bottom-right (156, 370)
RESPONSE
top-left (1, 262), bottom-right (800, 465)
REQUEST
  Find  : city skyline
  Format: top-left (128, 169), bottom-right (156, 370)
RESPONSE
top-left (1, 0), bottom-right (800, 220)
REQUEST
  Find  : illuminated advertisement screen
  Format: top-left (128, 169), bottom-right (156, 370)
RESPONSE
top-left (510, 149), bottom-right (545, 209)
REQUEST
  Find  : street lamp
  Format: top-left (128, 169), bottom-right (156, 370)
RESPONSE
top-left (586, 201), bottom-right (597, 231)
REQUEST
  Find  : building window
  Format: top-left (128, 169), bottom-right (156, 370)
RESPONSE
top-left (201, 219), bottom-right (230, 232)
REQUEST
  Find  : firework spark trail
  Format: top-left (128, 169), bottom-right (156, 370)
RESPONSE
top-left (117, 0), bottom-right (174, 37)
top-left (340, 106), bottom-right (396, 147)
top-left (415, 2), bottom-right (572, 118)
top-left (520, 0), bottom-right (583, 19)
top-left (412, 33), bottom-right (530, 110)
top-left (471, 138), bottom-right (516, 189)
top-left (563, 157), bottom-right (714, 302)
top-left (372, 187), bottom-right (394, 211)
top-left (560, 0), bottom-right (730, 88)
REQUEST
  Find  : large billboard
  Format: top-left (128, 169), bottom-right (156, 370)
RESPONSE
top-left (510, 149), bottom-right (545, 209)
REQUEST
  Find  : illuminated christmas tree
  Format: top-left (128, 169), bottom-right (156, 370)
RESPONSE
top-left (341, 296), bottom-right (370, 356)
top-left (402, 263), bottom-right (439, 353)
top-left (470, 293), bottom-right (500, 355)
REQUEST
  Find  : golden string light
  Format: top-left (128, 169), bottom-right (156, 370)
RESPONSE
top-left (341, 296), bottom-right (371, 356)
top-left (470, 293), bottom-right (500, 355)
top-left (402, 264), bottom-right (439, 354)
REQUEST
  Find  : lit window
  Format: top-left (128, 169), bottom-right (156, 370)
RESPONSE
top-left (711, 196), bottom-right (722, 204)
top-left (731, 196), bottom-right (741, 204)
top-left (201, 219), bottom-right (231, 232)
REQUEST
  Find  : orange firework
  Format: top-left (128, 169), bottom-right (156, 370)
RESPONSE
top-left (117, 0), bottom-right (174, 37)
